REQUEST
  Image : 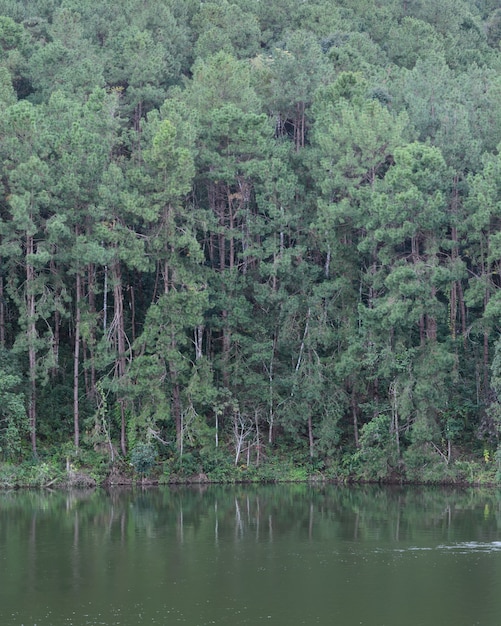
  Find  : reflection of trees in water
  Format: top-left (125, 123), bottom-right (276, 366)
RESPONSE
top-left (3, 485), bottom-right (501, 558)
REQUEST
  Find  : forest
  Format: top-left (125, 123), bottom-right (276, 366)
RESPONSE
top-left (1, 0), bottom-right (501, 486)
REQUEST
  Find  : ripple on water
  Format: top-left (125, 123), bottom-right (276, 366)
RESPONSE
top-left (390, 541), bottom-right (501, 554)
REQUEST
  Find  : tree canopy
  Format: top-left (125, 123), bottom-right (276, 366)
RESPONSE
top-left (1, 0), bottom-right (501, 484)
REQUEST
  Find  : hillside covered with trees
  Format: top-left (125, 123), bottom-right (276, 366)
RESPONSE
top-left (2, 0), bottom-right (501, 485)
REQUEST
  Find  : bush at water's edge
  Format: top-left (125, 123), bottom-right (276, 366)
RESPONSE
top-left (0, 447), bottom-right (498, 488)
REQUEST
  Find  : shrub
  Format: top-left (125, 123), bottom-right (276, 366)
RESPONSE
top-left (130, 443), bottom-right (157, 476)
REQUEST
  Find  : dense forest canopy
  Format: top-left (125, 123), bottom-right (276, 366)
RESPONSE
top-left (2, 0), bottom-right (501, 483)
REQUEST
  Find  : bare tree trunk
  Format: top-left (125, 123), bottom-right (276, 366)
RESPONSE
top-left (194, 325), bottom-right (204, 361)
top-left (234, 411), bottom-right (251, 466)
top-left (255, 409), bottom-right (261, 466)
top-left (389, 379), bottom-right (400, 457)
top-left (112, 260), bottom-right (127, 456)
top-left (161, 250), bottom-right (168, 289)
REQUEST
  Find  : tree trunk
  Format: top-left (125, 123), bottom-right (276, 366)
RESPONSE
top-left (308, 413), bottom-right (314, 459)
top-left (27, 233), bottom-right (37, 455)
top-left (0, 273), bottom-right (4, 347)
top-left (484, 289), bottom-right (490, 393)
top-left (389, 379), bottom-right (400, 457)
top-left (222, 309), bottom-right (231, 390)
top-left (87, 262), bottom-right (97, 399)
top-left (194, 325), bottom-right (204, 361)
top-left (112, 260), bottom-right (127, 456)
top-left (450, 281), bottom-right (457, 340)
top-left (268, 332), bottom-right (277, 444)
top-left (228, 188), bottom-right (235, 271)
top-left (50, 257), bottom-right (60, 377)
top-left (73, 270), bottom-right (82, 449)
top-left (295, 101), bottom-right (306, 152)
top-left (171, 370), bottom-right (182, 451)
top-left (352, 391), bottom-right (359, 448)
top-left (457, 281), bottom-right (467, 349)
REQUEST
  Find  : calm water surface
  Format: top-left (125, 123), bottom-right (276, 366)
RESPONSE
top-left (1, 484), bottom-right (501, 625)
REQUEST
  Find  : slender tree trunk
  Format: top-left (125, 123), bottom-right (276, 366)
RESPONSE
top-left (228, 190), bottom-right (235, 271)
top-left (390, 379), bottom-right (400, 457)
top-left (268, 332), bottom-right (277, 444)
top-left (129, 285), bottom-right (136, 343)
top-left (73, 271), bottom-right (82, 449)
top-left (50, 257), bottom-right (60, 376)
top-left (255, 408), bottom-right (261, 466)
top-left (28, 340), bottom-right (37, 456)
top-left (162, 208), bottom-right (184, 449)
top-left (27, 233), bottom-right (37, 455)
top-left (218, 232), bottom-right (225, 271)
top-left (52, 309), bottom-right (60, 376)
top-left (419, 315), bottom-right (426, 345)
top-left (295, 101), bottom-right (305, 152)
top-left (426, 287), bottom-right (437, 341)
top-left (217, 184), bottom-right (227, 272)
top-left (85, 262), bottom-right (97, 400)
top-left (352, 391), bottom-right (359, 448)
top-left (194, 325), bottom-right (204, 361)
top-left (103, 263), bottom-right (108, 332)
top-left (112, 260), bottom-right (127, 456)
top-left (0, 273), bottom-right (4, 347)
top-left (208, 181), bottom-right (216, 266)
top-left (308, 413), bottom-right (314, 459)
top-left (457, 281), bottom-right (467, 348)
top-left (171, 363), bottom-right (182, 451)
top-left (450, 281), bottom-right (457, 340)
top-left (484, 289), bottom-right (490, 393)
top-left (222, 310), bottom-right (231, 390)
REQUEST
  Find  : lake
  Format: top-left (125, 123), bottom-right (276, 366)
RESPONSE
top-left (1, 484), bottom-right (501, 625)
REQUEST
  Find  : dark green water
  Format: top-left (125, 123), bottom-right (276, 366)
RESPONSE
top-left (1, 485), bottom-right (501, 625)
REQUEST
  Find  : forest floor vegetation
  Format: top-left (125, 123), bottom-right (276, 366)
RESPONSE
top-left (0, 447), bottom-right (498, 489)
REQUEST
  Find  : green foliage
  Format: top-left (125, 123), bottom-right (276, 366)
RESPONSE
top-left (192, 0), bottom-right (261, 60)
top-left (0, 0), bottom-right (500, 486)
top-left (201, 447), bottom-right (237, 482)
top-left (0, 350), bottom-right (27, 460)
top-left (0, 459), bottom-right (62, 488)
top-left (130, 442), bottom-right (157, 476)
top-left (353, 414), bottom-right (397, 481)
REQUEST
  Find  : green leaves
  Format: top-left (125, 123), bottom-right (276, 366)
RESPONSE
top-left (0, 0), bottom-right (500, 479)
top-left (0, 350), bottom-right (28, 460)
top-left (192, 0), bottom-right (261, 60)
